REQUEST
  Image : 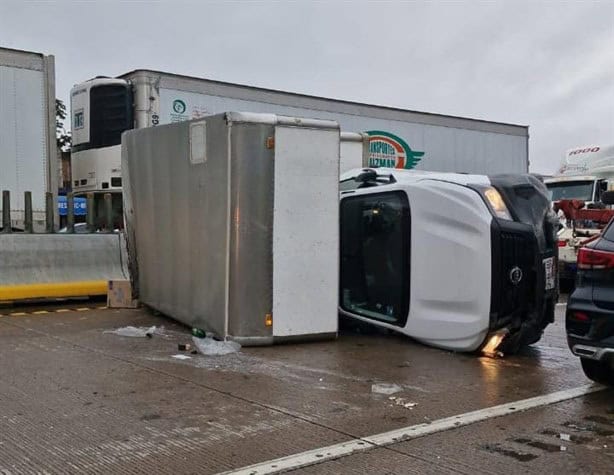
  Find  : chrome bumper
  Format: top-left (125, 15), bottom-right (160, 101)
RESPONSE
top-left (572, 344), bottom-right (614, 362)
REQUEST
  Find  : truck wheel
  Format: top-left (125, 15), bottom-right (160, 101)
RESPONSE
top-left (524, 329), bottom-right (544, 346)
top-left (580, 358), bottom-right (614, 386)
top-left (497, 332), bottom-right (523, 355)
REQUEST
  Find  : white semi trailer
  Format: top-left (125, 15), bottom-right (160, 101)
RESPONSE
top-left (70, 70), bottom-right (529, 222)
top-left (0, 47), bottom-right (57, 230)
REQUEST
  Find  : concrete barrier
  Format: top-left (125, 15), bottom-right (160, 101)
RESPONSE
top-left (0, 233), bottom-right (129, 302)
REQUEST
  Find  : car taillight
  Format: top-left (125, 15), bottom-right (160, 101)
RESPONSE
top-left (571, 312), bottom-right (590, 322)
top-left (577, 247), bottom-right (614, 270)
top-left (558, 240), bottom-right (567, 247)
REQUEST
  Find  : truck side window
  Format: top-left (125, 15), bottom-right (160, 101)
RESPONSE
top-left (597, 180), bottom-right (607, 202)
top-left (340, 179), bottom-right (359, 191)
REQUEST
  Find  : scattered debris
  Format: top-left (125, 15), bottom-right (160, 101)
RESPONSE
top-left (560, 446), bottom-right (567, 452)
top-left (388, 396), bottom-right (418, 409)
top-left (192, 328), bottom-right (206, 338)
top-left (104, 325), bottom-right (162, 338)
top-left (560, 433), bottom-right (571, 441)
top-left (191, 336), bottom-right (241, 356)
top-left (178, 343), bottom-right (192, 351)
top-left (171, 354), bottom-right (192, 360)
top-left (371, 383), bottom-right (402, 395)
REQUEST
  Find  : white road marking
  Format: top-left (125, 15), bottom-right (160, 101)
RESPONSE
top-left (556, 303), bottom-right (567, 307)
top-left (223, 383), bottom-right (605, 475)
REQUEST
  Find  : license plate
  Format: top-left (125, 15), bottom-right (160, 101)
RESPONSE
top-left (544, 257), bottom-right (555, 290)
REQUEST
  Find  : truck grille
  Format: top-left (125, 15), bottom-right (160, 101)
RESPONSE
top-left (498, 231), bottom-right (536, 320)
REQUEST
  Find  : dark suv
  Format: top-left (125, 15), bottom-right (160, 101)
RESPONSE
top-left (566, 208), bottom-right (614, 386)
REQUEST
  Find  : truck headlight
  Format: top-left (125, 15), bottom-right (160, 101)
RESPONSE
top-left (483, 187), bottom-right (513, 220)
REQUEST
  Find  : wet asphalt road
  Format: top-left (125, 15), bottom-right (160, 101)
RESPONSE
top-left (0, 301), bottom-right (612, 474)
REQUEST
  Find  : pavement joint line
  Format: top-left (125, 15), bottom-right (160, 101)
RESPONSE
top-left (0, 306), bottom-right (107, 317)
top-left (0, 316), bottom-right (366, 447)
top-left (222, 383), bottom-right (607, 475)
top-left (0, 308), bottom-right (595, 474)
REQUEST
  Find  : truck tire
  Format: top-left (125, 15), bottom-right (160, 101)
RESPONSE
top-left (580, 358), bottom-right (614, 386)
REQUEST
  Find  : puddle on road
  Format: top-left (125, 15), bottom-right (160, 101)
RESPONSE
top-left (481, 443), bottom-right (538, 462)
top-left (481, 409), bottom-right (614, 464)
top-left (513, 437), bottom-right (562, 453)
top-left (540, 428), bottom-right (594, 444)
top-left (584, 415), bottom-right (614, 427)
top-left (562, 420), bottom-right (614, 437)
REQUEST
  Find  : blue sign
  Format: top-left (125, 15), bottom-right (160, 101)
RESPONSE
top-left (58, 195), bottom-right (87, 216)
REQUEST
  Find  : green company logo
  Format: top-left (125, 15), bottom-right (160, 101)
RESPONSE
top-left (366, 131), bottom-right (424, 169)
top-left (172, 99), bottom-right (187, 114)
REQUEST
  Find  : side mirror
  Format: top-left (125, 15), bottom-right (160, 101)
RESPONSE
top-left (354, 169), bottom-right (378, 184)
top-left (601, 190), bottom-right (614, 205)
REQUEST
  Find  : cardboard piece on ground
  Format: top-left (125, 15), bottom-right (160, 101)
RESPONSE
top-left (107, 280), bottom-right (138, 308)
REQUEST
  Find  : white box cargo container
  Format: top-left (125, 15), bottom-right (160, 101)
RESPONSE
top-left (121, 69), bottom-right (529, 174)
top-left (0, 47), bottom-right (57, 229)
top-left (122, 112), bottom-right (340, 344)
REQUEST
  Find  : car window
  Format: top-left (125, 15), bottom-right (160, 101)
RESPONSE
top-left (602, 221), bottom-right (614, 242)
top-left (547, 181), bottom-right (594, 201)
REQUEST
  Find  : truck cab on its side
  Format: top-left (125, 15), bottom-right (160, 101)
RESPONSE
top-left (339, 168), bottom-right (558, 355)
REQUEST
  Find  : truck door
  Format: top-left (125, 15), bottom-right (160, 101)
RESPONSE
top-left (596, 180), bottom-right (608, 205)
top-left (340, 191), bottom-right (410, 326)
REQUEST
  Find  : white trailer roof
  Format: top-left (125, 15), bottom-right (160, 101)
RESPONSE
top-left (0, 46), bottom-right (49, 71)
top-left (120, 69), bottom-right (528, 137)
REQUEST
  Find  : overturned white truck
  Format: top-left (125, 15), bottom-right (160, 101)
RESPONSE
top-left (122, 113), bottom-right (340, 344)
top-left (122, 112), bottom-right (556, 353)
top-left (339, 168), bottom-right (558, 354)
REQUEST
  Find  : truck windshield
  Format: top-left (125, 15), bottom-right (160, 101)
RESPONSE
top-left (340, 191), bottom-right (410, 326)
top-left (547, 181), bottom-right (594, 201)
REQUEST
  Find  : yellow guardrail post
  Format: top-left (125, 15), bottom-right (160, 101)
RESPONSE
top-left (86, 192), bottom-right (95, 233)
top-left (67, 192), bottom-right (75, 233)
top-left (24, 191), bottom-right (33, 233)
top-left (45, 191), bottom-right (54, 233)
top-left (104, 193), bottom-right (113, 233)
top-left (2, 190), bottom-right (11, 233)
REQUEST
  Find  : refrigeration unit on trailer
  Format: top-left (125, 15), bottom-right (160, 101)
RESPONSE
top-left (0, 47), bottom-right (57, 230)
top-left (339, 168), bottom-right (558, 354)
top-left (70, 77), bottom-right (133, 227)
top-left (122, 112), bottom-right (339, 344)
